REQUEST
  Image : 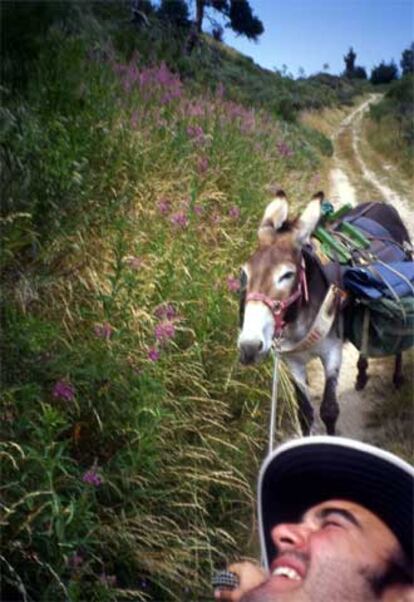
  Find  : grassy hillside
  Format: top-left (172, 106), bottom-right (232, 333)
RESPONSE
top-left (365, 76), bottom-right (414, 182)
top-left (1, 3), bottom-right (366, 600)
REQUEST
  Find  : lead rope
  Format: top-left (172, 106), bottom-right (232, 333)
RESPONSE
top-left (260, 344), bottom-right (280, 570)
top-left (268, 344), bottom-right (280, 454)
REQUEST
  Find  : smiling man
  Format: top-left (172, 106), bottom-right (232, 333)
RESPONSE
top-left (214, 437), bottom-right (414, 602)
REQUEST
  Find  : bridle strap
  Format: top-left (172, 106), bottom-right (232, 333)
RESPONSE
top-left (246, 263), bottom-right (308, 337)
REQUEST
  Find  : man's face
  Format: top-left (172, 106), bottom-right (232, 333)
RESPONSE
top-left (242, 499), bottom-right (405, 602)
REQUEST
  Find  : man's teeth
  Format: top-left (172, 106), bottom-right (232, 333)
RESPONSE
top-left (272, 567), bottom-right (301, 580)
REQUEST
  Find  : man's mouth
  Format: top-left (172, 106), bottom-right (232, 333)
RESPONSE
top-left (272, 566), bottom-right (302, 581)
top-left (269, 556), bottom-right (306, 592)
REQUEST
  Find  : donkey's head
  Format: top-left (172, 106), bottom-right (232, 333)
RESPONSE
top-left (238, 191), bottom-right (323, 364)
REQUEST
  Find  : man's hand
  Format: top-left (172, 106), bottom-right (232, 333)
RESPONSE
top-left (214, 561), bottom-right (267, 601)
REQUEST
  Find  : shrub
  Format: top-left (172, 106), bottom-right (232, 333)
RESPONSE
top-left (370, 61), bottom-right (399, 85)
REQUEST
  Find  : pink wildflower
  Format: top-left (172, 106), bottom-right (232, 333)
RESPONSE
top-left (82, 468), bottom-right (103, 487)
top-left (277, 142), bottom-right (294, 158)
top-left (154, 304), bottom-right (176, 320)
top-left (147, 347), bottom-right (160, 362)
top-left (52, 380), bottom-right (75, 401)
top-left (211, 213), bottom-right (221, 225)
top-left (157, 198), bottom-right (171, 214)
top-left (94, 323), bottom-right (113, 339)
top-left (170, 211), bottom-right (189, 228)
top-left (187, 125), bottom-right (205, 145)
top-left (197, 156), bottom-right (209, 174)
top-left (227, 276), bottom-right (240, 292)
top-left (193, 205), bottom-right (203, 216)
top-left (155, 321), bottom-right (176, 344)
top-left (228, 206), bottom-right (240, 219)
top-left (187, 103), bottom-right (205, 117)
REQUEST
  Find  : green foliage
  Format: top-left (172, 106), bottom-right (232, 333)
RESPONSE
top-left (0, 2), bottom-right (358, 599)
top-left (400, 42), bottom-right (414, 76)
top-left (342, 47), bottom-right (367, 80)
top-left (157, 0), bottom-right (191, 28)
top-left (367, 76), bottom-right (414, 177)
top-left (193, 0), bottom-right (264, 41)
top-left (370, 60), bottom-right (399, 85)
top-left (1, 0), bottom-right (75, 90)
top-left (351, 66), bottom-right (367, 80)
top-left (343, 47), bottom-right (356, 74)
top-left (228, 0), bottom-right (264, 40)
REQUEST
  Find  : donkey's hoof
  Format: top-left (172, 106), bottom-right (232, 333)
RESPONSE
top-left (355, 375), bottom-right (369, 391)
top-left (326, 423), bottom-right (336, 436)
top-left (300, 422), bottom-right (311, 437)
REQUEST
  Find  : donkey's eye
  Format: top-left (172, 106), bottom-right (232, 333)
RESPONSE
top-left (240, 268), bottom-right (248, 289)
top-left (279, 271), bottom-right (295, 282)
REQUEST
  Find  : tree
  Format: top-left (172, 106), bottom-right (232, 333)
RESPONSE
top-left (344, 47), bottom-right (356, 75)
top-left (400, 43), bottom-right (414, 76)
top-left (342, 47), bottom-right (367, 79)
top-left (353, 66), bottom-right (367, 80)
top-left (370, 61), bottom-right (399, 85)
top-left (158, 0), bottom-right (190, 27)
top-left (194, 0), bottom-right (263, 40)
top-left (131, 0), bottom-right (154, 25)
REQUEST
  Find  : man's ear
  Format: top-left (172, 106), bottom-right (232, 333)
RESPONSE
top-left (294, 192), bottom-right (323, 247)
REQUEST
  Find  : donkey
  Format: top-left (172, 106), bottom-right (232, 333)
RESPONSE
top-left (237, 191), bottom-right (411, 435)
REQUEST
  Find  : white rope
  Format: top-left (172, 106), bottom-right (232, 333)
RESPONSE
top-left (268, 349), bottom-right (280, 454)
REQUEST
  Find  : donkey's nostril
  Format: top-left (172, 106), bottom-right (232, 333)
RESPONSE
top-left (239, 341), bottom-right (264, 365)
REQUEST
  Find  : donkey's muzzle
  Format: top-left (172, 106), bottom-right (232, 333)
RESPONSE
top-left (239, 340), bottom-right (263, 365)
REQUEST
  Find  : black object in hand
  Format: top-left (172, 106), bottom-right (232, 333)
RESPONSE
top-left (212, 570), bottom-right (240, 591)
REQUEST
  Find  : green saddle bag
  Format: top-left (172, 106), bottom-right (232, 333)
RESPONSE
top-left (347, 296), bottom-right (414, 357)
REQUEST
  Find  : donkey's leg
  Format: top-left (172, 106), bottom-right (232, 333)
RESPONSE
top-left (320, 338), bottom-right (342, 435)
top-left (286, 358), bottom-right (314, 436)
top-left (393, 353), bottom-right (404, 389)
top-left (355, 354), bottom-right (369, 391)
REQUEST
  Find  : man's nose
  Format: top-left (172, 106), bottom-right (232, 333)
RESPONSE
top-left (271, 522), bottom-right (311, 550)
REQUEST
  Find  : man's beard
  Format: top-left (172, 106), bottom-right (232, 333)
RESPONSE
top-left (239, 556), bottom-right (401, 602)
top-left (365, 551), bottom-right (413, 597)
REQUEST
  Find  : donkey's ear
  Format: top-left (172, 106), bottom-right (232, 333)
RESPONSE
top-left (258, 191), bottom-right (288, 245)
top-left (295, 195), bottom-right (323, 246)
top-left (312, 191), bottom-right (325, 202)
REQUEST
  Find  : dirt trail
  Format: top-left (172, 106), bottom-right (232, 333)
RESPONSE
top-left (309, 95), bottom-right (412, 441)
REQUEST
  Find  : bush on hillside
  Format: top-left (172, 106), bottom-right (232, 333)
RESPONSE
top-left (367, 75), bottom-right (414, 177)
top-left (351, 66), bottom-right (367, 79)
top-left (370, 61), bottom-right (399, 85)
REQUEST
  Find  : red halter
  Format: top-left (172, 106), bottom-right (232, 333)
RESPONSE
top-left (245, 261), bottom-right (309, 338)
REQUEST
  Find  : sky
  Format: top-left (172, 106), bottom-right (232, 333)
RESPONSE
top-left (208, 0), bottom-right (414, 77)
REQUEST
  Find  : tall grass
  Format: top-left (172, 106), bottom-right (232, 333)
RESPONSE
top-left (365, 76), bottom-right (414, 181)
top-left (2, 5), bottom-right (327, 600)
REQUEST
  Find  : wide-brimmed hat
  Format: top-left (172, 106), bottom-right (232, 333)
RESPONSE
top-left (258, 436), bottom-right (414, 569)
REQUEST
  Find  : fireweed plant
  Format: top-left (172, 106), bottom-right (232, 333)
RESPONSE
top-left (2, 15), bottom-right (330, 601)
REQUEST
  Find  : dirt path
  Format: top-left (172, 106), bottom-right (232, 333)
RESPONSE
top-left (309, 95), bottom-right (412, 442)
